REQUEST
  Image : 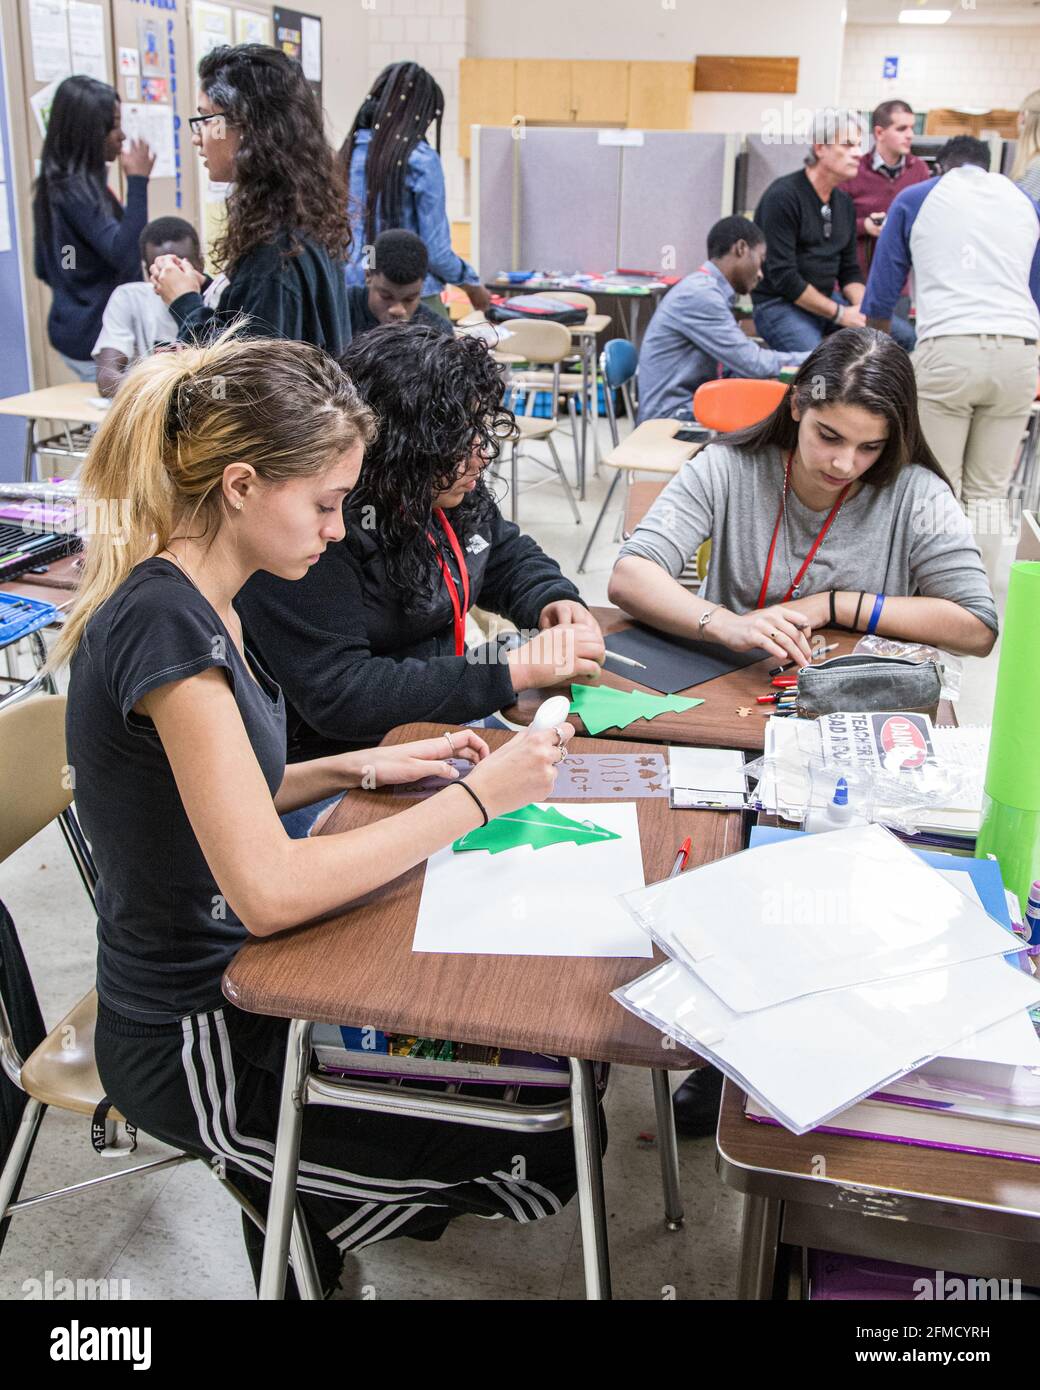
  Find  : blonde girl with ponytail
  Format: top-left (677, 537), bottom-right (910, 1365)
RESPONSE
top-left (1012, 89), bottom-right (1040, 202)
top-left (60, 332), bottom-right (579, 1293)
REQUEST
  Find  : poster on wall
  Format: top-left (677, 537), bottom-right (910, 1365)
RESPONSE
top-left (29, 0), bottom-right (71, 84)
top-left (122, 103), bottom-right (176, 180)
top-left (273, 8), bottom-right (321, 107)
top-left (235, 8), bottom-right (273, 46)
top-left (138, 15), bottom-right (168, 77)
top-left (192, 2), bottom-right (234, 61)
top-left (30, 77), bottom-right (63, 137)
top-left (68, 1), bottom-right (107, 82)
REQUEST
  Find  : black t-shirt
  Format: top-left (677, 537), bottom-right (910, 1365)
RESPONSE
top-left (345, 283), bottom-right (454, 339)
top-left (66, 558), bottom-right (286, 1022)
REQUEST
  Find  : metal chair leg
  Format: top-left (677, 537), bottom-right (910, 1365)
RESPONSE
top-left (546, 436), bottom-right (582, 524)
top-left (651, 1070), bottom-right (684, 1231)
top-left (567, 398), bottom-right (585, 500)
top-left (290, 1201), bottom-right (324, 1300)
top-left (737, 1192), bottom-right (784, 1299)
top-left (569, 1058), bottom-right (611, 1300)
top-left (578, 469), bottom-right (623, 573)
top-left (0, 1098), bottom-right (45, 1223)
top-left (259, 1018), bottom-right (312, 1300)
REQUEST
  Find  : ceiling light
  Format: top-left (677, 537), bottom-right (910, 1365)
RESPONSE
top-left (898, 8), bottom-right (952, 22)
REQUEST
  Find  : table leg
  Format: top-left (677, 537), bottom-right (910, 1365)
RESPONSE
top-left (259, 1017), bottom-right (312, 1300)
top-left (651, 1070), bottom-right (684, 1231)
top-left (568, 1057), bottom-right (611, 1300)
top-left (22, 419), bottom-right (36, 483)
top-left (737, 1192), bottom-right (783, 1299)
top-left (578, 345), bottom-right (590, 500)
top-left (628, 298), bottom-right (639, 345)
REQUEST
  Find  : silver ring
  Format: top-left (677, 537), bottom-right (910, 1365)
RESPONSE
top-left (553, 725), bottom-right (566, 747)
top-left (555, 744), bottom-right (567, 764)
top-left (444, 730), bottom-right (457, 754)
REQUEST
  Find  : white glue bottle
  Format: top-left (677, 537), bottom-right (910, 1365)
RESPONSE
top-left (530, 695), bottom-right (572, 731)
top-left (804, 776), bottom-right (867, 834)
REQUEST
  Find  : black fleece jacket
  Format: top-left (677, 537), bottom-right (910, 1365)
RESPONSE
top-left (236, 504), bottom-right (585, 760)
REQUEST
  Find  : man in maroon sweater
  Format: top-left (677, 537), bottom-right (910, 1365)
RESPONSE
top-left (846, 99), bottom-right (930, 280)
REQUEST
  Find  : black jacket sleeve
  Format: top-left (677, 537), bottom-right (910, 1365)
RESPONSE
top-left (756, 181), bottom-right (808, 303)
top-left (170, 246), bottom-right (303, 343)
top-left (475, 511), bottom-right (586, 630)
top-left (236, 548), bottom-right (519, 746)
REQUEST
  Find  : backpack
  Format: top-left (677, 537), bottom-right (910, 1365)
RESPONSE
top-left (486, 294), bottom-right (587, 326)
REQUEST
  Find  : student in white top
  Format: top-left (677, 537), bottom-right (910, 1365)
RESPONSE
top-left (93, 217), bottom-right (207, 397)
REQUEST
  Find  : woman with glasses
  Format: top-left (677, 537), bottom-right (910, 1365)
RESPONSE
top-left (33, 75), bottom-right (155, 381)
top-left (151, 45), bottom-right (350, 354)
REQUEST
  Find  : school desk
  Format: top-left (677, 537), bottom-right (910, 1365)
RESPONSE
top-left (716, 1078), bottom-right (1040, 1296)
top-left (505, 609), bottom-right (884, 752)
top-left (0, 384), bottom-right (108, 482)
top-left (222, 723), bottom-right (744, 1300)
top-left (485, 276), bottom-right (669, 344)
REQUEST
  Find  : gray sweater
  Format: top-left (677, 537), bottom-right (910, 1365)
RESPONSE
top-left (618, 441), bottom-right (998, 633)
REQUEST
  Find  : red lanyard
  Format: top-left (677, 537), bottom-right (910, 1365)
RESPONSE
top-left (428, 508), bottom-right (470, 657)
top-left (756, 451), bottom-right (851, 609)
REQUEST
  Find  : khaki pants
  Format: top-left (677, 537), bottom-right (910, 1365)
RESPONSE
top-left (913, 334), bottom-right (1038, 501)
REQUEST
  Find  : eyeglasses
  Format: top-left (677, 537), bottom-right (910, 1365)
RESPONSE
top-left (820, 204), bottom-right (832, 240)
top-left (187, 112), bottom-right (231, 135)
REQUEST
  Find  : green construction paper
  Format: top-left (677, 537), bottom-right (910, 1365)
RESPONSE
top-left (975, 798), bottom-right (1040, 921)
top-left (452, 803), bottom-right (621, 855)
top-left (982, 562), bottom-right (1040, 811)
top-left (569, 682), bottom-right (704, 737)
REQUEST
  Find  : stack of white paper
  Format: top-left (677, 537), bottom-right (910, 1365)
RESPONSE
top-left (612, 824), bottom-right (1040, 1133)
top-left (668, 748), bottom-right (746, 810)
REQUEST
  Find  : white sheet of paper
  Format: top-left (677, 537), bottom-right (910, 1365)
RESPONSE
top-left (669, 747), bottom-right (745, 809)
top-left (68, 1), bottom-right (107, 82)
top-left (622, 824), bottom-right (1020, 1013)
top-left (30, 0), bottom-right (70, 83)
top-left (615, 953), bottom-right (1040, 1134)
top-left (119, 46), bottom-right (140, 77)
top-left (121, 104), bottom-right (175, 179)
top-left (301, 16), bottom-right (321, 81)
top-left (413, 802), bottom-right (650, 958)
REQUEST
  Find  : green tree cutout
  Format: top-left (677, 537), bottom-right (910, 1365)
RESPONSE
top-left (453, 804), bottom-right (621, 855)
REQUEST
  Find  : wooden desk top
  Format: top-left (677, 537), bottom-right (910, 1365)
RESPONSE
top-left (505, 607), bottom-right (866, 752)
top-left (223, 723), bottom-right (744, 1067)
top-left (717, 1080), bottom-right (1040, 1221)
top-left (0, 383), bottom-right (109, 426)
top-left (602, 417), bottom-right (699, 475)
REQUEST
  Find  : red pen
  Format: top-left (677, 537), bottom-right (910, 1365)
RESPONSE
top-left (757, 693), bottom-right (779, 704)
top-left (670, 836), bottom-right (692, 877)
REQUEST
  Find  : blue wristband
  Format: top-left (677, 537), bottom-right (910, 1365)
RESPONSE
top-left (866, 593), bottom-right (885, 635)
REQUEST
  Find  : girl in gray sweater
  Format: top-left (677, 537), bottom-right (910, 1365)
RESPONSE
top-left (611, 328), bottom-right (997, 668)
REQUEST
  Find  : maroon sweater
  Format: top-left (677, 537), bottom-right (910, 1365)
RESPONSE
top-left (845, 152), bottom-right (931, 279)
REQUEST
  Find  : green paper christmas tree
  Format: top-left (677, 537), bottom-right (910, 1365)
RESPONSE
top-left (569, 682), bottom-right (704, 736)
top-left (453, 803), bottom-right (621, 855)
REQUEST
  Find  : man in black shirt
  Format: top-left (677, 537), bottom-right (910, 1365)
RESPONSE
top-left (751, 109), bottom-right (914, 355)
top-left (346, 229), bottom-right (455, 339)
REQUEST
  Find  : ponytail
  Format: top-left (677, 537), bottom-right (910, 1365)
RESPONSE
top-left (51, 328), bottom-right (376, 668)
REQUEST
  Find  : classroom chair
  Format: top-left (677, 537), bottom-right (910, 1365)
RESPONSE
top-left (494, 319), bottom-right (585, 522)
top-left (577, 339), bottom-right (644, 573)
top-left (692, 377), bottom-right (789, 434)
top-left (0, 691), bottom-right (317, 1293)
top-left (1009, 377), bottom-right (1040, 516)
top-left (496, 317), bottom-right (590, 492)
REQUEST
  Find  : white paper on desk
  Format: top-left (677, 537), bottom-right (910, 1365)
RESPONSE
top-left (614, 954), bottom-right (1040, 1134)
top-left (413, 802), bottom-right (650, 958)
top-left (621, 824), bottom-right (1020, 1013)
top-left (669, 747), bottom-right (745, 809)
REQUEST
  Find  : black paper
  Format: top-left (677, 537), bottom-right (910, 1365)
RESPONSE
top-left (604, 624), bottom-right (768, 694)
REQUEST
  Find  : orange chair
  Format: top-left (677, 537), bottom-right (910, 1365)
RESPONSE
top-left (692, 377), bottom-right (790, 433)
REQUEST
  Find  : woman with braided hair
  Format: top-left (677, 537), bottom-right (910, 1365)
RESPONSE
top-left (339, 61), bottom-right (490, 317)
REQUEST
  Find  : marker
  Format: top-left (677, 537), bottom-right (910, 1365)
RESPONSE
top-left (757, 693), bottom-right (780, 704)
top-left (1025, 880), bottom-right (1040, 946)
top-left (769, 642), bottom-right (840, 677)
top-left (772, 675), bottom-right (798, 689)
top-left (669, 835), bottom-right (692, 878)
top-left (603, 650), bottom-right (647, 671)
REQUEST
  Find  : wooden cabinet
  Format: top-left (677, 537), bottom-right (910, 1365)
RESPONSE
top-left (571, 60), bottom-right (629, 125)
top-left (459, 58), bottom-right (693, 157)
top-left (459, 58), bottom-right (516, 159)
top-left (515, 59), bottom-right (572, 124)
top-left (627, 62), bottom-right (694, 131)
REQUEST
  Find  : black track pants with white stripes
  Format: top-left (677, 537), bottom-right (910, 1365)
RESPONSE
top-left (95, 1001), bottom-right (595, 1288)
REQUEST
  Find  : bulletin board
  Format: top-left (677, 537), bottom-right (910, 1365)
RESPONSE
top-left (272, 6), bottom-right (319, 107)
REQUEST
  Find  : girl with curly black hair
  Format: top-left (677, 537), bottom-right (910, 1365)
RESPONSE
top-left (151, 44), bottom-right (350, 353)
top-left (238, 324), bottom-right (603, 804)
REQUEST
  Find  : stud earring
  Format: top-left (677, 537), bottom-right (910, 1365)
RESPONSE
top-left (235, 502), bottom-right (243, 511)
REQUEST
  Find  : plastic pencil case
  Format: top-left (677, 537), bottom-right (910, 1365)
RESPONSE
top-left (796, 654), bottom-right (943, 718)
top-left (0, 592), bottom-right (59, 644)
